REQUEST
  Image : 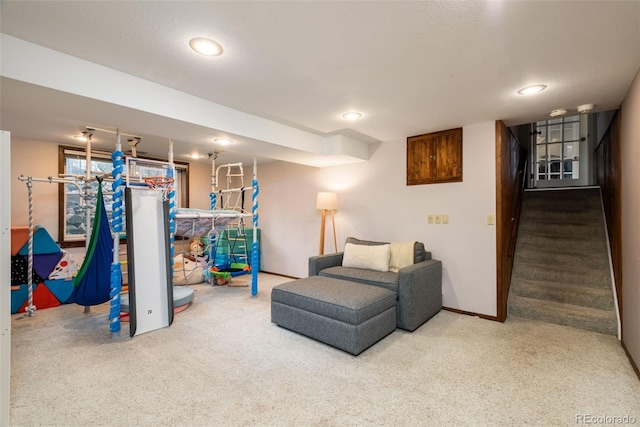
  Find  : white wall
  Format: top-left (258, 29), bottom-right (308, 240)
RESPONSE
top-left (259, 121), bottom-right (498, 316)
top-left (188, 160), bottom-right (214, 210)
top-left (258, 162), bottom-right (322, 274)
top-left (1, 131), bottom-right (12, 427)
top-left (621, 68), bottom-right (640, 370)
top-left (11, 138), bottom-right (60, 237)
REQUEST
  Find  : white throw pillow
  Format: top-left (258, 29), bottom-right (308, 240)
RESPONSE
top-left (342, 243), bottom-right (390, 272)
top-left (389, 241), bottom-right (416, 273)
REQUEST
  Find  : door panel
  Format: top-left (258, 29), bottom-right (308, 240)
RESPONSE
top-left (534, 115), bottom-right (586, 188)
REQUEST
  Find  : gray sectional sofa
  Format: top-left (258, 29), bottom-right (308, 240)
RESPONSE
top-left (309, 237), bottom-right (443, 331)
top-left (271, 237), bottom-right (443, 355)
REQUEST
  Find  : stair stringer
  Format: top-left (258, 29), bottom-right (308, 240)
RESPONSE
top-left (598, 188), bottom-right (621, 340)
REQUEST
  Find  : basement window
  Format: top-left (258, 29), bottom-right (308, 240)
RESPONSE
top-left (58, 146), bottom-right (189, 247)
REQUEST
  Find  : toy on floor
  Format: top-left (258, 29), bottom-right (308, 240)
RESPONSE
top-left (173, 253), bottom-right (205, 285)
top-left (229, 263), bottom-right (251, 273)
top-left (204, 266), bottom-right (231, 286)
top-left (189, 239), bottom-right (204, 256)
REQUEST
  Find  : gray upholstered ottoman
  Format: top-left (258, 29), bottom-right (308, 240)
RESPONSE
top-left (271, 276), bottom-right (397, 355)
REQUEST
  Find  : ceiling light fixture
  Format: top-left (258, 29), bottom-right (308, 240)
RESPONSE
top-left (73, 129), bottom-right (93, 142)
top-left (214, 138), bottom-right (233, 145)
top-left (189, 37), bottom-right (223, 56)
top-left (549, 109), bottom-right (568, 118)
top-left (342, 112), bottom-right (362, 120)
top-left (517, 85), bottom-right (547, 95)
top-left (577, 103), bottom-right (595, 114)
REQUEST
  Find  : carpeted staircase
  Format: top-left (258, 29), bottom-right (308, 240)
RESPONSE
top-left (508, 187), bottom-right (618, 335)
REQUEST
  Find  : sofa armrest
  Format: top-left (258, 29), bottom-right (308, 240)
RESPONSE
top-left (396, 259), bottom-right (442, 331)
top-left (309, 252), bottom-right (344, 276)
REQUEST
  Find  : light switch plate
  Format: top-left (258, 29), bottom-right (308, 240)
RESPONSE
top-left (442, 214), bottom-right (449, 224)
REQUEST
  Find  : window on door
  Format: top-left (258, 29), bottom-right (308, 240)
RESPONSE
top-left (534, 115), bottom-right (581, 181)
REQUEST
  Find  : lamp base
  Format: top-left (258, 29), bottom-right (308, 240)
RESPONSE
top-left (319, 209), bottom-right (327, 255)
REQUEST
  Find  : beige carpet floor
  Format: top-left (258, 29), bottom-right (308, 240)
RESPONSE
top-left (10, 273), bottom-right (640, 426)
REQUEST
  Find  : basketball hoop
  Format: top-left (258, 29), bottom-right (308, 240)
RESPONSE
top-left (145, 176), bottom-right (174, 201)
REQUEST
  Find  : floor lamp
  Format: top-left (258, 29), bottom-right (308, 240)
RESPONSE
top-left (316, 192), bottom-right (338, 255)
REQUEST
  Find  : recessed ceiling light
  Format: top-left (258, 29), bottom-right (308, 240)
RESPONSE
top-left (549, 109), bottom-right (568, 117)
top-left (517, 85), bottom-right (547, 95)
top-left (342, 112), bottom-right (362, 120)
top-left (214, 138), bottom-right (233, 145)
top-left (188, 153), bottom-right (202, 159)
top-left (189, 37), bottom-right (223, 56)
top-left (73, 135), bottom-right (88, 142)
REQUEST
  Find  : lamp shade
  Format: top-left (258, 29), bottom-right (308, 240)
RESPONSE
top-left (316, 192), bottom-right (338, 210)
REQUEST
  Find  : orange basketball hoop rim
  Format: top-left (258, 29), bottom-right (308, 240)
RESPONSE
top-left (144, 176), bottom-right (174, 187)
top-left (144, 176), bottom-right (174, 199)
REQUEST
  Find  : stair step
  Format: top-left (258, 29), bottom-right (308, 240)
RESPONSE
top-left (522, 202), bottom-right (598, 214)
top-left (508, 295), bottom-right (617, 335)
top-left (520, 209), bottom-right (602, 223)
top-left (513, 247), bottom-right (610, 270)
top-left (523, 189), bottom-right (601, 203)
top-left (524, 188), bottom-right (600, 199)
top-left (522, 191), bottom-right (600, 211)
top-left (511, 261), bottom-right (611, 288)
top-left (518, 221), bottom-right (604, 239)
top-left (516, 233), bottom-right (608, 253)
top-left (509, 278), bottom-right (615, 310)
top-left (522, 195), bottom-right (600, 212)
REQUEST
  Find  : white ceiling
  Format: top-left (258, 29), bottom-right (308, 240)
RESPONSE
top-left (1, 1), bottom-right (639, 166)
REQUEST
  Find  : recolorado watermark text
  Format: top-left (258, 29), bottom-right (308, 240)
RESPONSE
top-left (576, 414), bottom-right (637, 425)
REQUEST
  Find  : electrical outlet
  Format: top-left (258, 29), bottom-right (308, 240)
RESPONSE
top-left (434, 214), bottom-right (442, 224)
top-left (487, 214), bottom-right (495, 225)
top-left (427, 214), bottom-right (434, 224)
top-left (442, 214), bottom-right (449, 224)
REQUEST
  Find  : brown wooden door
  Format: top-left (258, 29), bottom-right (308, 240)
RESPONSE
top-left (407, 135), bottom-right (436, 184)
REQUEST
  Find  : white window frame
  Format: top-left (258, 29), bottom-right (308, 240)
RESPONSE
top-left (533, 115), bottom-right (581, 184)
top-left (58, 146), bottom-right (188, 246)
